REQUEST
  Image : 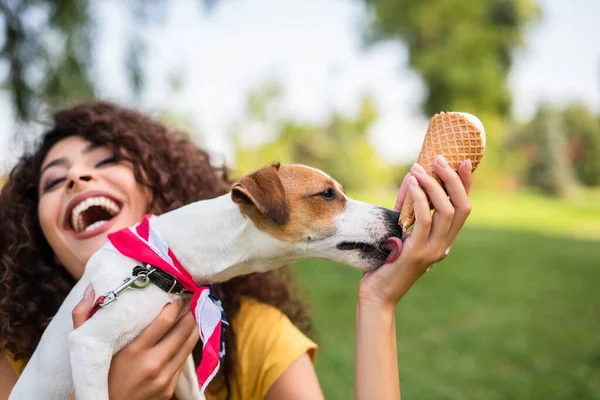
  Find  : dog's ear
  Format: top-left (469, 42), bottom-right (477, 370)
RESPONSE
top-left (231, 163), bottom-right (290, 225)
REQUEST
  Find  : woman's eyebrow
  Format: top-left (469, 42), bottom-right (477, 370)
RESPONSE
top-left (40, 157), bottom-right (66, 174)
top-left (40, 143), bottom-right (101, 174)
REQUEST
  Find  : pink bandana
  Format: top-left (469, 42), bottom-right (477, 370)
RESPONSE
top-left (99, 214), bottom-right (226, 394)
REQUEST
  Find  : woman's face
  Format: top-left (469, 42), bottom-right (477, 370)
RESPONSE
top-left (38, 136), bottom-right (150, 279)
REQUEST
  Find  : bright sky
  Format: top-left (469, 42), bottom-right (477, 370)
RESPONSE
top-left (1, 0), bottom-right (599, 173)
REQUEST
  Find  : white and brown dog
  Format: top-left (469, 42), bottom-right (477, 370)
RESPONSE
top-left (10, 163), bottom-right (403, 400)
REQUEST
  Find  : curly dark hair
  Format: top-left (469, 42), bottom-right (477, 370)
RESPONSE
top-left (0, 100), bottom-right (313, 397)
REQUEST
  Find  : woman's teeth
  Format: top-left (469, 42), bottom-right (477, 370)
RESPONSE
top-left (70, 196), bottom-right (121, 233)
top-left (84, 220), bottom-right (109, 232)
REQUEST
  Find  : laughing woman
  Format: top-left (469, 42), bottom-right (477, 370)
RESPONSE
top-left (0, 101), bottom-right (473, 399)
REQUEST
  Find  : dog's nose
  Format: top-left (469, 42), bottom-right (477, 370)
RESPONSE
top-left (382, 209), bottom-right (403, 238)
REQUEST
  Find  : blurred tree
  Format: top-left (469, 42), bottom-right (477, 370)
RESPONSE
top-left (361, 0), bottom-right (540, 118)
top-left (232, 81), bottom-right (397, 191)
top-left (510, 104), bottom-right (579, 196)
top-left (361, 0), bottom-right (541, 190)
top-left (510, 103), bottom-right (600, 193)
top-left (562, 104), bottom-right (600, 187)
top-left (0, 0), bottom-right (216, 120)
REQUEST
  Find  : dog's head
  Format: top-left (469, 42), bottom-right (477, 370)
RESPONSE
top-left (231, 162), bottom-right (403, 270)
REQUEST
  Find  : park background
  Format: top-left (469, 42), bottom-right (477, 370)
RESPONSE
top-left (0, 0), bottom-right (599, 398)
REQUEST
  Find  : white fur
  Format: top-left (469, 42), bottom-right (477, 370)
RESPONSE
top-left (10, 169), bottom-right (400, 400)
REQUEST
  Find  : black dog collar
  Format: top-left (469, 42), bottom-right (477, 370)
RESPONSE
top-left (132, 264), bottom-right (191, 295)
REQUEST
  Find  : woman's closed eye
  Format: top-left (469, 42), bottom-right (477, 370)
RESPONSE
top-left (95, 156), bottom-right (117, 168)
top-left (42, 176), bottom-right (66, 192)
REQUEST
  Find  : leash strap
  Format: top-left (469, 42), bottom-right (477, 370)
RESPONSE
top-left (92, 214), bottom-right (227, 394)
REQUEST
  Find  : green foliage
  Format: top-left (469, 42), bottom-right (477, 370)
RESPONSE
top-left (524, 105), bottom-right (578, 196)
top-left (510, 103), bottom-right (600, 195)
top-left (233, 81), bottom-right (400, 191)
top-left (0, 0), bottom-right (94, 118)
top-left (362, 0), bottom-right (540, 118)
top-left (562, 104), bottom-right (600, 187)
top-left (361, 0), bottom-right (542, 193)
top-left (0, 1), bottom-right (214, 119)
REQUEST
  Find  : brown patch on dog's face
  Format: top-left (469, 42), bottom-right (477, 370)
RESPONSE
top-left (232, 164), bottom-right (346, 243)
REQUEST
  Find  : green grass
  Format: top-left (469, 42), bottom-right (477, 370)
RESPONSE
top-left (467, 189), bottom-right (600, 240)
top-left (287, 190), bottom-right (600, 399)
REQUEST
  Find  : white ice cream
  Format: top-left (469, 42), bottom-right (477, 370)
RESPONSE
top-left (456, 112), bottom-right (486, 149)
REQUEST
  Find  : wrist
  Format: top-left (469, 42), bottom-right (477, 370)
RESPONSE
top-left (356, 297), bottom-right (397, 317)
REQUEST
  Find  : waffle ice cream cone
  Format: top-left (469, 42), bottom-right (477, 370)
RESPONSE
top-left (399, 112), bottom-right (486, 230)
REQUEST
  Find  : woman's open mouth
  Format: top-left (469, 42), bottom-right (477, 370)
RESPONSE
top-left (64, 193), bottom-right (123, 239)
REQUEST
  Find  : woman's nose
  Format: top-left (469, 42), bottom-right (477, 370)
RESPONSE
top-left (66, 166), bottom-right (96, 191)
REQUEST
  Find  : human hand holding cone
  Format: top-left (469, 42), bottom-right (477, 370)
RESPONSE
top-left (399, 112), bottom-right (486, 230)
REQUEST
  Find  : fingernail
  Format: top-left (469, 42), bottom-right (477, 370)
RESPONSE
top-left (408, 175), bottom-right (418, 187)
top-left (84, 284), bottom-right (93, 299)
top-left (436, 155), bottom-right (449, 168)
top-left (466, 159), bottom-right (472, 170)
top-left (411, 162), bottom-right (426, 175)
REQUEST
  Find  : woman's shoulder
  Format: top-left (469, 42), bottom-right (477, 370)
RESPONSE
top-left (229, 296), bottom-right (317, 398)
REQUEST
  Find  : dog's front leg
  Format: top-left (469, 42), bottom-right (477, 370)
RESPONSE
top-left (68, 324), bottom-right (114, 400)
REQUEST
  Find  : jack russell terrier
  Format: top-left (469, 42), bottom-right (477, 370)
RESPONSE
top-left (10, 163), bottom-right (403, 400)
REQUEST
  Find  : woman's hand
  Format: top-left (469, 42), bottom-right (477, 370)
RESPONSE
top-left (354, 157), bottom-right (473, 400)
top-left (358, 156), bottom-right (473, 310)
top-left (71, 287), bottom-right (199, 400)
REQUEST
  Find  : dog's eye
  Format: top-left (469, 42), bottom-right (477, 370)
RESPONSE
top-left (319, 188), bottom-right (335, 200)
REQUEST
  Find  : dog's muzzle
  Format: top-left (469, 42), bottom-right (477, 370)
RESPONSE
top-left (336, 207), bottom-right (403, 266)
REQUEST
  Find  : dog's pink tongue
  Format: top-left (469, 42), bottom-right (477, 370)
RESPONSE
top-left (383, 237), bottom-right (402, 264)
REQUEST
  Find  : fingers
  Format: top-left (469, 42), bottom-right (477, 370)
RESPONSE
top-left (442, 159), bottom-right (473, 244)
top-left (164, 326), bottom-right (200, 377)
top-left (406, 175), bottom-right (431, 245)
top-left (393, 172), bottom-right (411, 212)
top-left (72, 284), bottom-right (95, 329)
top-left (435, 158), bottom-right (469, 209)
top-left (409, 157), bottom-right (473, 263)
top-left (134, 299), bottom-right (186, 349)
top-left (166, 364), bottom-right (186, 397)
top-left (410, 162), bottom-right (453, 243)
top-left (154, 312), bottom-right (199, 365)
top-left (458, 159), bottom-right (473, 195)
top-left (429, 156), bottom-right (470, 246)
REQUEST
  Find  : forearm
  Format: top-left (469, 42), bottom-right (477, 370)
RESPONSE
top-left (355, 301), bottom-right (400, 400)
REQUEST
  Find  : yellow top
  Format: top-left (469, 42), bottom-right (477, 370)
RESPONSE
top-left (4, 349), bottom-right (25, 376)
top-left (3, 297), bottom-right (317, 400)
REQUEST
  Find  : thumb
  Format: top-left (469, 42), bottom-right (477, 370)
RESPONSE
top-left (72, 284), bottom-right (95, 329)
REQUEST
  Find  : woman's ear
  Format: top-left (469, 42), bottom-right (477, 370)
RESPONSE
top-left (231, 163), bottom-right (289, 225)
